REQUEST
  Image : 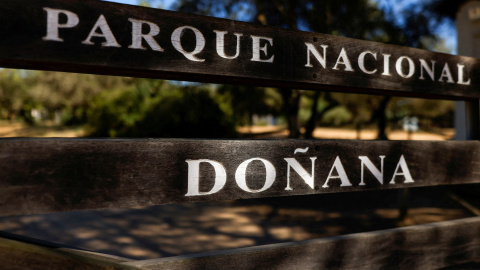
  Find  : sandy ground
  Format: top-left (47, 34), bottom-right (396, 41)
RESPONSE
top-left (0, 121), bottom-right (84, 137)
top-left (0, 121), bottom-right (453, 140)
top-left (237, 125), bottom-right (454, 140)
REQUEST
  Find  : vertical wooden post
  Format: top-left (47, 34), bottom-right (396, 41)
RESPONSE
top-left (465, 100), bottom-right (480, 140)
top-left (456, 2), bottom-right (480, 141)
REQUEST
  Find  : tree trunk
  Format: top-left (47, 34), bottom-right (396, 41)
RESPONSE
top-left (280, 88), bottom-right (301, 138)
top-left (372, 96), bottom-right (391, 140)
top-left (304, 92), bottom-right (339, 139)
top-left (304, 91), bottom-right (321, 139)
top-left (356, 121), bottom-right (362, 139)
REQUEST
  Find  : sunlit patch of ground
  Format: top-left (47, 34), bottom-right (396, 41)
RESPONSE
top-left (1, 121), bottom-right (453, 140)
top-left (238, 125), bottom-right (454, 140)
top-left (0, 121), bottom-right (84, 137)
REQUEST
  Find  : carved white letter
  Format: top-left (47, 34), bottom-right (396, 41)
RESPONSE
top-left (214, 31), bottom-right (242, 59)
top-left (43, 8), bottom-right (80, 42)
top-left (381, 54), bottom-right (392, 76)
top-left (82, 15), bottom-right (121, 47)
top-left (171, 26), bottom-right (206, 62)
top-left (251, 36), bottom-right (274, 63)
top-left (128, 19), bottom-right (163, 51)
top-left (323, 156), bottom-right (352, 188)
top-left (332, 48), bottom-right (354, 71)
top-left (284, 157), bottom-right (317, 190)
top-left (395, 56), bottom-right (415, 78)
top-left (389, 155), bottom-right (414, 184)
top-left (419, 59), bottom-right (435, 81)
top-left (235, 158), bottom-right (276, 193)
top-left (358, 51), bottom-right (377, 74)
top-left (305, 43), bottom-right (328, 68)
top-left (438, 63), bottom-right (454, 83)
top-left (457, 64), bottom-right (471, 85)
top-left (358, 156), bottom-right (385, 185)
top-left (185, 159), bottom-right (227, 196)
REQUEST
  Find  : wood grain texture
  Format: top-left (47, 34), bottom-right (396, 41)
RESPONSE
top-left (0, 236), bottom-right (141, 270)
top-left (1, 138), bottom-right (480, 216)
top-left (125, 216), bottom-right (480, 270)
top-left (0, 0), bottom-right (479, 99)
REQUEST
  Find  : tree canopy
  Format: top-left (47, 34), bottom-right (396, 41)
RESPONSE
top-left (155, 0), bottom-right (451, 139)
top-left (0, 0), bottom-right (458, 139)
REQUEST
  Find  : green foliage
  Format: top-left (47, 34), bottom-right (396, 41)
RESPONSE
top-left (133, 89), bottom-right (237, 138)
top-left (0, 69), bottom-right (28, 120)
top-left (24, 71), bottom-right (131, 125)
top-left (86, 81), bottom-right (237, 138)
top-left (322, 106), bottom-right (352, 126)
top-left (0, 69), bottom-right (238, 138)
top-left (28, 72), bottom-right (99, 111)
top-left (86, 84), bottom-right (152, 137)
top-left (160, 0), bottom-right (457, 138)
top-left (0, 0), bottom-right (459, 138)
top-left (389, 98), bottom-right (455, 121)
top-left (332, 93), bottom-right (383, 124)
top-left (298, 93), bottom-right (314, 125)
top-left (216, 85), bottom-right (282, 126)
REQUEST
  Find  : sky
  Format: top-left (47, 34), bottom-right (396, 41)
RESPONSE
top-left (376, 0), bottom-right (457, 53)
top-left (109, 0), bottom-right (139, 5)
top-left (107, 0), bottom-right (458, 54)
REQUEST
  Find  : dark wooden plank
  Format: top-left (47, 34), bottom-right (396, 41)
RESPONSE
top-left (0, 230), bottom-right (134, 264)
top-left (0, 0), bottom-right (479, 99)
top-left (1, 138), bottom-right (480, 216)
top-left (0, 236), bottom-right (141, 270)
top-left (125, 216), bottom-right (480, 270)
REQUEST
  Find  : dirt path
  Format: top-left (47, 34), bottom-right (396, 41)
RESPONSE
top-left (0, 121), bottom-right (83, 137)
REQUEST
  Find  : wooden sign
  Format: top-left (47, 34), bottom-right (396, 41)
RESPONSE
top-left (0, 0), bottom-right (479, 99)
top-left (1, 138), bottom-right (480, 216)
top-left (127, 217), bottom-right (480, 270)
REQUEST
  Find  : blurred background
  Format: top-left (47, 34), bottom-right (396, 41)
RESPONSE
top-left (3, 0), bottom-right (480, 263)
top-left (0, 0), bottom-right (468, 140)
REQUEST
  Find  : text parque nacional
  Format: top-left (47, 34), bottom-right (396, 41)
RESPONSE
top-left (42, 7), bottom-right (472, 86)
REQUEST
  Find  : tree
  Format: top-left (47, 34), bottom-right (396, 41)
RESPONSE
top-left (216, 84), bottom-right (282, 127)
top-left (395, 0), bottom-right (468, 24)
top-left (163, 0), bottom-right (407, 137)
top-left (149, 0), bottom-right (453, 139)
top-left (304, 92), bottom-right (338, 139)
top-left (26, 71), bottom-right (130, 124)
top-left (0, 69), bottom-right (27, 120)
top-left (133, 87), bottom-right (237, 138)
top-left (164, 0), bottom-right (449, 136)
top-left (389, 97), bottom-right (455, 130)
top-left (86, 80), bottom-right (237, 138)
top-left (85, 79), bottom-right (152, 137)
